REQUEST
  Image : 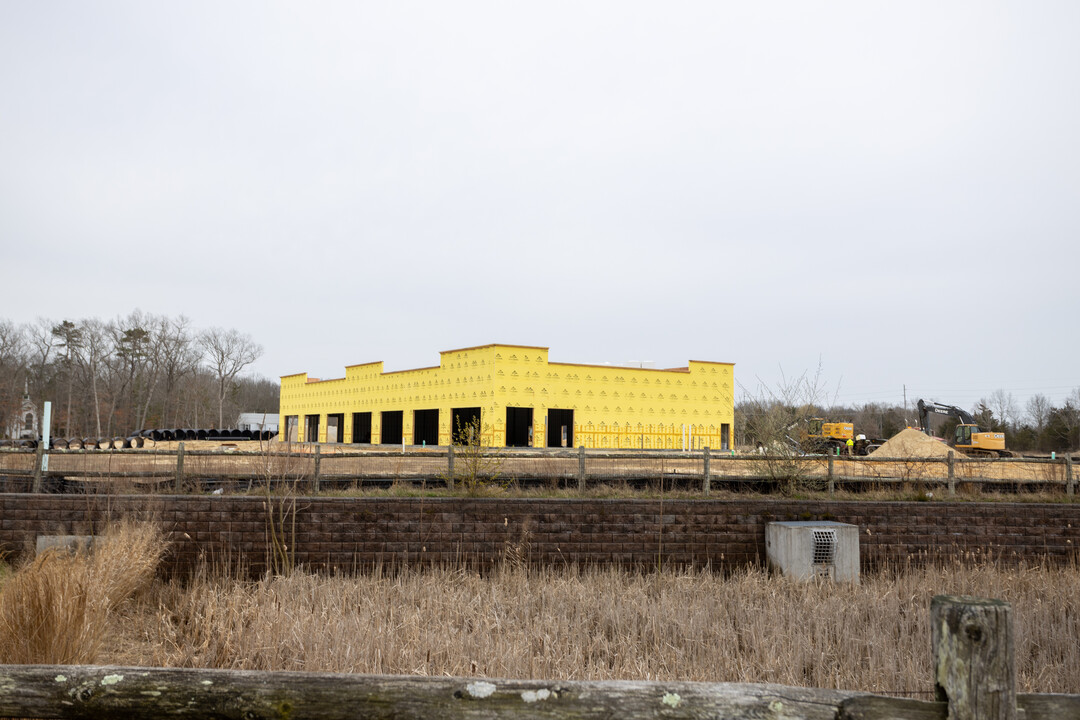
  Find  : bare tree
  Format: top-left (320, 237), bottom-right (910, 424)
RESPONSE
top-left (112, 315), bottom-right (153, 433)
top-left (183, 366), bottom-right (219, 428)
top-left (198, 328), bottom-right (263, 428)
top-left (117, 310), bottom-right (167, 432)
top-left (156, 315), bottom-right (199, 428)
top-left (972, 400), bottom-right (995, 432)
top-left (735, 363), bottom-right (834, 492)
top-left (0, 320), bottom-right (29, 437)
top-left (1050, 390), bottom-right (1080, 452)
top-left (0, 320), bottom-right (26, 370)
top-left (26, 318), bottom-right (57, 402)
top-left (1025, 394), bottom-right (1050, 435)
top-left (988, 389), bottom-right (1018, 432)
top-left (51, 319), bottom-right (83, 437)
top-left (101, 322), bottom-right (133, 437)
top-left (78, 319), bottom-right (110, 438)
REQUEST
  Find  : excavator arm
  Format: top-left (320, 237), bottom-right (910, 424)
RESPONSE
top-left (916, 399), bottom-right (977, 431)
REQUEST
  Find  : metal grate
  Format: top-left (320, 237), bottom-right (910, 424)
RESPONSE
top-left (811, 529), bottom-right (836, 565)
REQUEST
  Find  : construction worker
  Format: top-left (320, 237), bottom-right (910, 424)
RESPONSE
top-left (845, 437), bottom-right (855, 456)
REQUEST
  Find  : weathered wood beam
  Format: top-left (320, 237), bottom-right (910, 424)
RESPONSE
top-left (1, 665), bottom-right (1077, 719)
top-left (0, 665), bottom-right (863, 720)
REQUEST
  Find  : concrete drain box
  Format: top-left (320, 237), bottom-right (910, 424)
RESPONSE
top-left (766, 521), bottom-right (859, 582)
top-left (36, 535), bottom-right (96, 556)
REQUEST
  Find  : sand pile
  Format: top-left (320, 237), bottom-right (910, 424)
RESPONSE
top-left (869, 428), bottom-right (965, 459)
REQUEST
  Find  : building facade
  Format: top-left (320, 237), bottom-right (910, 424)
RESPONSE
top-left (279, 344), bottom-right (735, 450)
top-left (4, 382), bottom-right (39, 441)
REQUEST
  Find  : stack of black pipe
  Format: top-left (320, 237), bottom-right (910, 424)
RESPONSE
top-left (136, 428), bottom-right (277, 442)
top-left (7, 427), bottom-right (277, 450)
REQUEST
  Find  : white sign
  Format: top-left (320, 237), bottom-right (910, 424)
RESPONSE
top-left (41, 401), bottom-right (51, 472)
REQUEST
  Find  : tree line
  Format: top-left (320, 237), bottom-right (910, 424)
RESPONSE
top-left (961, 389), bottom-right (1080, 453)
top-left (735, 369), bottom-right (1079, 453)
top-left (0, 312), bottom-right (277, 441)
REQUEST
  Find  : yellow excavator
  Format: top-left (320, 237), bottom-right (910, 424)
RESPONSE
top-left (916, 399), bottom-right (1012, 457)
top-left (804, 418), bottom-right (882, 456)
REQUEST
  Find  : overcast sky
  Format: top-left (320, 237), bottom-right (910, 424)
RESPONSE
top-left (2, 1), bottom-right (1077, 413)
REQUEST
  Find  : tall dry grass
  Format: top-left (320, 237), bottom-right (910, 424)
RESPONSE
top-left (126, 556), bottom-right (1080, 694)
top-left (3, 518), bottom-right (1074, 696)
top-left (0, 519), bottom-right (165, 664)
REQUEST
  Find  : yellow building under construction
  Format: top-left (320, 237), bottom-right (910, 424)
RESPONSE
top-left (279, 344), bottom-right (734, 450)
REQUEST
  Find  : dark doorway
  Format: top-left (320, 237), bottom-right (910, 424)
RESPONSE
top-left (304, 414), bottom-right (320, 443)
top-left (506, 406), bottom-right (534, 447)
top-left (451, 407), bottom-right (482, 445)
top-left (413, 409), bottom-right (439, 446)
top-left (326, 413), bottom-right (344, 443)
top-left (721, 423), bottom-right (731, 451)
top-left (380, 410), bottom-right (403, 445)
top-left (352, 412), bottom-right (372, 444)
top-left (284, 416), bottom-right (298, 443)
top-left (546, 409), bottom-right (574, 447)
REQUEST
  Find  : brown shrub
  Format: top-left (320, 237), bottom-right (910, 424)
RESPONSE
top-left (0, 520), bottom-right (165, 664)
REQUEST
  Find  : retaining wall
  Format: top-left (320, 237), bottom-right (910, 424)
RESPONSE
top-left (1, 494), bottom-right (1077, 575)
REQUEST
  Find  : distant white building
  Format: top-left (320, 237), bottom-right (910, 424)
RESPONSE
top-left (237, 413), bottom-right (279, 432)
top-left (5, 382), bottom-right (38, 440)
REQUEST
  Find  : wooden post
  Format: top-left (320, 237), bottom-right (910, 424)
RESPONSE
top-left (931, 595), bottom-right (1016, 720)
top-left (174, 442), bottom-right (185, 492)
top-left (578, 445), bottom-right (586, 491)
top-left (313, 445), bottom-right (321, 494)
top-left (1066, 454), bottom-right (1074, 496)
top-left (947, 451), bottom-right (956, 496)
top-left (827, 454), bottom-right (834, 494)
top-left (447, 444), bottom-right (455, 490)
top-left (31, 444), bottom-right (44, 493)
top-left (703, 446), bottom-right (711, 495)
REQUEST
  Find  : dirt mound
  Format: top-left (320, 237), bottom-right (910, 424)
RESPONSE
top-left (869, 428), bottom-right (965, 459)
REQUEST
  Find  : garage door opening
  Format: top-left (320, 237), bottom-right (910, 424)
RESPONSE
top-left (304, 415), bottom-right (321, 443)
top-left (380, 411), bottom-right (403, 445)
top-left (506, 406), bottom-right (534, 447)
top-left (413, 409), bottom-right (439, 446)
top-left (352, 412), bottom-right (372, 444)
top-left (721, 423), bottom-right (731, 451)
top-left (546, 409), bottom-right (574, 447)
top-left (451, 407), bottom-right (481, 445)
top-left (326, 413), bottom-right (344, 443)
top-left (284, 416), bottom-right (298, 443)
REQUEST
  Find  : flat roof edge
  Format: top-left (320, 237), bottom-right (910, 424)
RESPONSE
top-left (441, 343), bottom-right (549, 355)
top-left (550, 361), bottom-right (701, 372)
top-left (383, 365), bottom-right (440, 376)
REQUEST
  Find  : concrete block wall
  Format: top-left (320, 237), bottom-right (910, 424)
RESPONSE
top-left (0, 494), bottom-right (1077, 575)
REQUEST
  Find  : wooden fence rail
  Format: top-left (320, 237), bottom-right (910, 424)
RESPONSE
top-left (0, 445), bottom-right (1076, 495)
top-left (0, 597), bottom-right (1078, 719)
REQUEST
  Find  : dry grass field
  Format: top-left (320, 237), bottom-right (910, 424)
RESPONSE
top-left (0, 522), bottom-right (1077, 695)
